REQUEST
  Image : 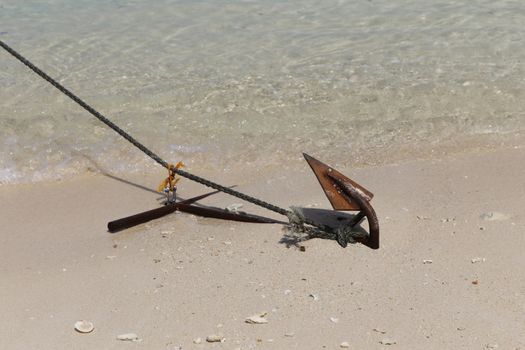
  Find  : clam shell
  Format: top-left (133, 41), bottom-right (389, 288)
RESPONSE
top-left (74, 320), bottom-right (94, 333)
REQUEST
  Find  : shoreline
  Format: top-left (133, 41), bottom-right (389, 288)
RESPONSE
top-left (2, 129), bottom-right (525, 188)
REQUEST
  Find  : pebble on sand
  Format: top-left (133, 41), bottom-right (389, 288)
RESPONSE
top-left (309, 293), bottom-right (319, 301)
top-left (340, 341), bottom-right (350, 348)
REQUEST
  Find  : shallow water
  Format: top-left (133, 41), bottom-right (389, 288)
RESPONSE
top-left (1, 0), bottom-right (525, 184)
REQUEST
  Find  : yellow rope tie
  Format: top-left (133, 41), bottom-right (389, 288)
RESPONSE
top-left (158, 161), bottom-right (185, 193)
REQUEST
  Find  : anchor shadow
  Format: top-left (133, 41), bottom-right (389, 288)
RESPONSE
top-left (80, 154), bottom-right (170, 201)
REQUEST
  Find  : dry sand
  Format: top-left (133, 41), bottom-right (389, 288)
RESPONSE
top-left (1, 145), bottom-right (524, 349)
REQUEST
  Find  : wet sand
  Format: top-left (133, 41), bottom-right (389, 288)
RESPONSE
top-left (1, 145), bottom-right (524, 349)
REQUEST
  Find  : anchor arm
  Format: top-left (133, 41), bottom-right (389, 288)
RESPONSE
top-left (328, 174), bottom-right (380, 249)
top-left (107, 189), bottom-right (223, 233)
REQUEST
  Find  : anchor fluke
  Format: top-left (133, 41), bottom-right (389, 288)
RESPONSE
top-left (303, 153), bottom-right (373, 210)
top-left (303, 153), bottom-right (380, 249)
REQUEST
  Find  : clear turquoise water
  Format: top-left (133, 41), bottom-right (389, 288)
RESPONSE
top-left (1, 0), bottom-right (524, 184)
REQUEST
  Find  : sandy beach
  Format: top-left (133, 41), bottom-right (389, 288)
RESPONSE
top-left (2, 1), bottom-right (525, 349)
top-left (1, 143), bottom-right (524, 349)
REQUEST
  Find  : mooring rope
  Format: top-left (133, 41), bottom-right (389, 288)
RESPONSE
top-left (0, 39), bottom-right (290, 216)
top-left (1, 39), bottom-right (367, 244)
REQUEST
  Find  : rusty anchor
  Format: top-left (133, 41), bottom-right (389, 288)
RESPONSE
top-left (1, 39), bottom-right (379, 249)
top-left (109, 154), bottom-right (380, 250)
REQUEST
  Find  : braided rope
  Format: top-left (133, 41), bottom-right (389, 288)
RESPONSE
top-left (0, 40), bottom-right (168, 169)
top-left (1, 39), bottom-right (369, 244)
top-left (0, 39), bottom-right (290, 216)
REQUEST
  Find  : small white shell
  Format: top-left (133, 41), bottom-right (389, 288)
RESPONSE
top-left (245, 314), bottom-right (268, 324)
top-left (206, 334), bottom-right (225, 343)
top-left (74, 320), bottom-right (94, 333)
top-left (480, 212), bottom-right (510, 221)
top-left (116, 333), bottom-right (140, 341)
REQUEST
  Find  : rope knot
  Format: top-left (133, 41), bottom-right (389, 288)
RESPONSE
top-left (158, 161), bottom-right (184, 196)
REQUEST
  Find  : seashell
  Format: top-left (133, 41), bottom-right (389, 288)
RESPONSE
top-left (206, 333), bottom-right (225, 342)
top-left (480, 212), bottom-right (510, 221)
top-left (116, 333), bottom-right (140, 341)
top-left (245, 312), bottom-right (268, 324)
top-left (74, 320), bottom-right (94, 333)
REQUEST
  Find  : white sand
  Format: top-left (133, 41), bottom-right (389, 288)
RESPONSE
top-left (1, 146), bottom-right (524, 349)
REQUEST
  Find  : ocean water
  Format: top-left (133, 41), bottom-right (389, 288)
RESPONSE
top-left (1, 0), bottom-right (524, 184)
